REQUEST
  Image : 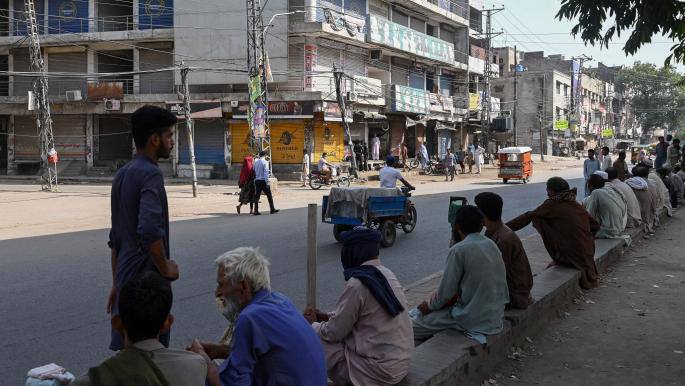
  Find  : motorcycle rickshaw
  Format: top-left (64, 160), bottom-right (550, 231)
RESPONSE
top-left (497, 146), bottom-right (533, 183)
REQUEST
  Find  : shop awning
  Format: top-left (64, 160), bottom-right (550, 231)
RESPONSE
top-left (435, 122), bottom-right (456, 131)
top-left (354, 111), bottom-right (387, 120)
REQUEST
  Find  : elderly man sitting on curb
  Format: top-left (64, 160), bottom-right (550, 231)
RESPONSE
top-left (187, 247), bottom-right (327, 386)
top-left (304, 227), bottom-right (413, 386)
top-left (412, 205), bottom-right (509, 344)
top-left (508, 177), bottom-right (600, 290)
top-left (584, 173), bottom-right (628, 240)
top-left (605, 167), bottom-right (642, 229)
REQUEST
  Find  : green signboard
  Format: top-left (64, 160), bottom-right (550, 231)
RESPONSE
top-left (392, 85), bottom-right (429, 114)
top-left (367, 15), bottom-right (455, 65)
top-left (554, 119), bottom-right (569, 130)
top-left (602, 127), bottom-right (614, 138)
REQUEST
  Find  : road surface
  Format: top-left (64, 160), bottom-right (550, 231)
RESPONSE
top-left (0, 168), bottom-right (584, 384)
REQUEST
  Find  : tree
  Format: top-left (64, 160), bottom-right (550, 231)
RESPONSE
top-left (557, 0), bottom-right (685, 65)
top-left (615, 62), bottom-right (685, 132)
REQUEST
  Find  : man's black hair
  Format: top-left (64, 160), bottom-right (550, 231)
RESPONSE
top-left (322, 152), bottom-right (327, 157)
top-left (674, 138), bottom-right (680, 144)
top-left (547, 177), bottom-right (570, 193)
top-left (605, 166), bottom-right (618, 181)
top-left (602, 146), bottom-right (610, 152)
top-left (633, 165), bottom-right (649, 178)
top-left (454, 205), bottom-right (484, 235)
top-left (131, 105), bottom-right (177, 149)
top-left (588, 149), bottom-right (595, 154)
top-left (474, 192), bottom-right (503, 222)
top-left (588, 174), bottom-right (605, 190)
top-left (618, 151), bottom-right (626, 159)
top-left (259, 150), bottom-right (267, 157)
top-left (118, 271), bottom-right (172, 343)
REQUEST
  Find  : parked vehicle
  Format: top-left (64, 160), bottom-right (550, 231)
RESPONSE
top-left (424, 158), bottom-right (446, 175)
top-left (308, 166), bottom-right (351, 189)
top-left (497, 146), bottom-right (533, 184)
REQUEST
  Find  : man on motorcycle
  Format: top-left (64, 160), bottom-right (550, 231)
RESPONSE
top-left (380, 155), bottom-right (415, 190)
top-left (318, 152), bottom-right (334, 184)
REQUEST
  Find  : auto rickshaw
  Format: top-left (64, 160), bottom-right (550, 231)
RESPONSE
top-left (497, 146), bottom-right (533, 183)
top-left (630, 144), bottom-right (650, 165)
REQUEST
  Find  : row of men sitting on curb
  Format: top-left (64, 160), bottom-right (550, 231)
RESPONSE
top-left (69, 174), bottom-right (669, 386)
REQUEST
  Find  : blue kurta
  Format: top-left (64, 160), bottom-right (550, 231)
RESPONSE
top-left (218, 290), bottom-right (328, 386)
top-left (413, 233), bottom-right (509, 338)
top-left (108, 154), bottom-right (170, 350)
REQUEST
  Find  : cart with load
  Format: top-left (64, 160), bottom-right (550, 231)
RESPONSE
top-left (497, 146), bottom-right (533, 184)
top-left (322, 186), bottom-right (417, 247)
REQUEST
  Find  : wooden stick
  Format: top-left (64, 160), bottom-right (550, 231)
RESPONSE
top-left (306, 203), bottom-right (317, 309)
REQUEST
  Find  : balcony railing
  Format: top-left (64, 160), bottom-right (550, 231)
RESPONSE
top-left (98, 16), bottom-right (135, 32)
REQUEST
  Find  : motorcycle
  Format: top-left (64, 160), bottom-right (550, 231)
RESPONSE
top-left (308, 166), bottom-right (351, 190)
top-left (425, 159), bottom-right (445, 175)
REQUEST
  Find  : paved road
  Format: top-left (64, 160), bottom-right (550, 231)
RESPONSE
top-left (0, 169), bottom-right (584, 384)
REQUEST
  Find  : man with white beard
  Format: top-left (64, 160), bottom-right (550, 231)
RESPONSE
top-left (187, 247), bottom-right (327, 386)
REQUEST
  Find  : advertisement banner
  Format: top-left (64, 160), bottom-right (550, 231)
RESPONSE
top-left (602, 127), bottom-right (614, 138)
top-left (271, 122), bottom-right (305, 164)
top-left (232, 101), bottom-right (314, 119)
top-left (230, 121), bottom-right (253, 163)
top-left (314, 121), bottom-right (345, 163)
top-left (367, 15), bottom-right (454, 65)
top-left (469, 93), bottom-right (480, 110)
top-left (392, 85), bottom-right (429, 114)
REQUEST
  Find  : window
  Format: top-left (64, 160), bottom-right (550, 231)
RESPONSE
top-left (564, 85), bottom-right (568, 96)
top-left (426, 24), bottom-right (436, 37)
top-left (392, 8), bottom-right (409, 26)
top-left (556, 81), bottom-right (561, 95)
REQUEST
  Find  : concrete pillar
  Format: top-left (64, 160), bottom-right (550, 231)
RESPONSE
top-left (44, 1), bottom-right (49, 34)
top-left (304, 0), bottom-right (316, 22)
top-left (133, 0), bottom-right (140, 30)
top-left (89, 0), bottom-right (96, 32)
top-left (133, 47), bottom-right (140, 94)
top-left (8, 0), bottom-right (13, 36)
top-left (8, 52), bottom-right (13, 97)
top-left (7, 115), bottom-right (16, 175)
top-left (86, 114), bottom-right (94, 168)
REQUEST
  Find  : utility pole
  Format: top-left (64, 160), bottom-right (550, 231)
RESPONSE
top-left (180, 65), bottom-right (198, 198)
top-left (570, 54), bottom-right (591, 137)
top-left (513, 45), bottom-right (518, 146)
top-left (479, 7), bottom-right (503, 154)
top-left (246, 0), bottom-right (273, 172)
top-left (333, 66), bottom-right (358, 178)
top-left (25, 0), bottom-right (58, 191)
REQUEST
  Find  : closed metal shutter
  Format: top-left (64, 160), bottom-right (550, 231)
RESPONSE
top-left (48, 52), bottom-right (87, 96)
top-left (440, 74), bottom-right (454, 96)
top-left (52, 115), bottom-right (87, 160)
top-left (343, 51), bottom-right (366, 78)
top-left (13, 115), bottom-right (40, 161)
top-left (316, 45), bottom-right (341, 71)
top-left (98, 115), bottom-right (131, 162)
top-left (139, 44), bottom-right (174, 94)
top-left (178, 119), bottom-right (225, 165)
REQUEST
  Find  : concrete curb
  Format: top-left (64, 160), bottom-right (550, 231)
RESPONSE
top-left (398, 220), bottom-right (665, 386)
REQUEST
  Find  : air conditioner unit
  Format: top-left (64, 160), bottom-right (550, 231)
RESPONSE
top-left (347, 91), bottom-right (358, 102)
top-left (65, 90), bottom-right (82, 101)
top-left (104, 99), bottom-right (121, 111)
top-left (369, 50), bottom-right (382, 60)
top-left (230, 100), bottom-right (239, 107)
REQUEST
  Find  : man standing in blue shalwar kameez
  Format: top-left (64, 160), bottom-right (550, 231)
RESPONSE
top-left (107, 105), bottom-right (180, 351)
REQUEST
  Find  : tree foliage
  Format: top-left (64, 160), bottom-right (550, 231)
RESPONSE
top-left (557, 0), bottom-right (685, 65)
top-left (616, 62), bottom-right (685, 131)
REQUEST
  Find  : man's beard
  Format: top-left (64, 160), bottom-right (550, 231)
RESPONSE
top-left (216, 296), bottom-right (240, 323)
top-left (157, 143), bottom-right (172, 159)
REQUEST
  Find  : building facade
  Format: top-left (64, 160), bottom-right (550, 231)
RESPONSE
top-left (1, 0), bottom-right (491, 179)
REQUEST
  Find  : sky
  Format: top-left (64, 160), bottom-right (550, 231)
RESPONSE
top-left (488, 0), bottom-right (684, 71)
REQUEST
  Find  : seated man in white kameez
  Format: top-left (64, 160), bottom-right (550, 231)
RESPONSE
top-left (304, 227), bottom-right (413, 386)
top-left (412, 205), bottom-right (508, 343)
top-left (584, 173), bottom-right (628, 239)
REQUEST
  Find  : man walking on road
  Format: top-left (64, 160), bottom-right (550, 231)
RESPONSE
top-left (444, 148), bottom-right (456, 181)
top-left (253, 151), bottom-right (279, 215)
top-left (655, 136), bottom-right (668, 169)
top-left (108, 105), bottom-right (180, 351)
top-left (301, 149), bottom-right (310, 187)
